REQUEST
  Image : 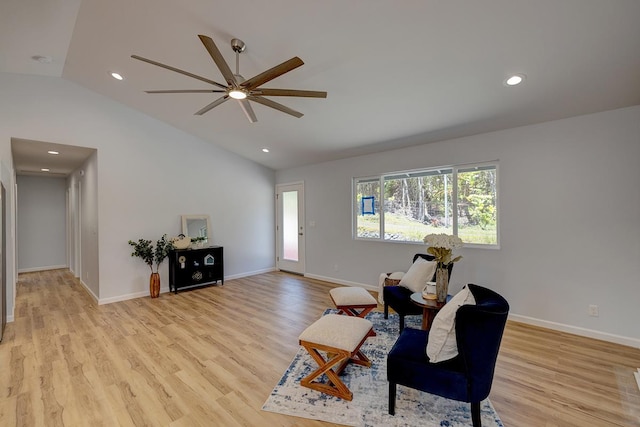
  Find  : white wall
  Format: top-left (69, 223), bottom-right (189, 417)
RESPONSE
top-left (16, 175), bottom-right (67, 272)
top-left (64, 151), bottom-right (100, 297)
top-left (276, 105), bottom-right (640, 346)
top-left (0, 72), bottom-right (275, 314)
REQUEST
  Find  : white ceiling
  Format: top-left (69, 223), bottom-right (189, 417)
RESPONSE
top-left (3, 0), bottom-right (640, 172)
top-left (11, 138), bottom-right (96, 177)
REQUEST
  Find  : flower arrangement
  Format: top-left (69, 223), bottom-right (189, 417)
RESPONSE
top-left (128, 234), bottom-right (173, 273)
top-left (423, 233), bottom-right (463, 268)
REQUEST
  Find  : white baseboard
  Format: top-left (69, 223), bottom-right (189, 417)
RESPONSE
top-left (635, 369), bottom-right (640, 392)
top-left (18, 265), bottom-right (67, 273)
top-left (303, 273), bottom-right (377, 291)
top-left (508, 314), bottom-right (640, 349)
top-left (79, 279), bottom-right (99, 303)
top-left (99, 290), bottom-right (155, 305)
top-left (226, 267), bottom-right (276, 281)
top-left (97, 269), bottom-right (277, 305)
top-left (99, 285), bottom-right (174, 305)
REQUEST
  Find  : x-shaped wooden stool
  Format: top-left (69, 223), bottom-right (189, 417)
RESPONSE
top-left (298, 314), bottom-right (373, 401)
top-left (329, 287), bottom-right (378, 336)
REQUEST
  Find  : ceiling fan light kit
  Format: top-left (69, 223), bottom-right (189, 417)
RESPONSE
top-left (131, 35), bottom-right (327, 122)
top-left (229, 89), bottom-right (247, 100)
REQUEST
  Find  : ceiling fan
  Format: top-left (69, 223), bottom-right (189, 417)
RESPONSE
top-left (131, 35), bottom-right (327, 123)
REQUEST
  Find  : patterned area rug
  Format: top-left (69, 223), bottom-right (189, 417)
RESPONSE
top-left (262, 310), bottom-right (503, 427)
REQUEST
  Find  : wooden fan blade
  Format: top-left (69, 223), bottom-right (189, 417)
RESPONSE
top-left (145, 89), bottom-right (226, 94)
top-left (238, 99), bottom-right (257, 123)
top-left (241, 57), bottom-right (304, 91)
top-left (195, 95), bottom-right (229, 115)
top-left (253, 88), bottom-right (327, 98)
top-left (198, 35), bottom-right (237, 87)
top-left (131, 55), bottom-right (227, 89)
top-left (249, 96), bottom-right (303, 118)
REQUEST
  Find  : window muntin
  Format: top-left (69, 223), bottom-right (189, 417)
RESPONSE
top-left (353, 163), bottom-right (498, 247)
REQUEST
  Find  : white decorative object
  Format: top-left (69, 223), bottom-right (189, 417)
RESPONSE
top-left (398, 257), bottom-right (437, 293)
top-left (426, 285), bottom-right (476, 363)
top-left (171, 235), bottom-right (191, 249)
top-left (422, 281), bottom-right (437, 300)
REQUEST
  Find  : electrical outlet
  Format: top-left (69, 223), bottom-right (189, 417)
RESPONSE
top-left (588, 304), bottom-right (599, 317)
top-left (333, 264), bottom-right (339, 271)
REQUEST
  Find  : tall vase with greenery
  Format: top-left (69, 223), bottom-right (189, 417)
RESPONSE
top-left (423, 233), bottom-right (464, 303)
top-left (128, 234), bottom-right (173, 298)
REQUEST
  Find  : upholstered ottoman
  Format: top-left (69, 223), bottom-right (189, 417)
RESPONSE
top-left (329, 286), bottom-right (378, 318)
top-left (298, 314), bottom-right (373, 401)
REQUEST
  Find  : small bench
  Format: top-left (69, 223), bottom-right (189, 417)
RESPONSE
top-left (329, 287), bottom-right (378, 318)
top-left (329, 287), bottom-right (378, 336)
top-left (298, 314), bottom-right (373, 401)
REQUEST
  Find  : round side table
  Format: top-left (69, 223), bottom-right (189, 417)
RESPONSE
top-left (410, 292), bottom-right (451, 330)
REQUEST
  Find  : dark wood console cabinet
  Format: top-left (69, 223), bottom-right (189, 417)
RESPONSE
top-left (168, 246), bottom-right (223, 293)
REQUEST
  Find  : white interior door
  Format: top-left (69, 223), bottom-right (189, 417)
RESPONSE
top-left (276, 182), bottom-right (305, 274)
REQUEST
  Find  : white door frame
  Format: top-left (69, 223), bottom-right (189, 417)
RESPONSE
top-left (275, 181), bottom-right (305, 275)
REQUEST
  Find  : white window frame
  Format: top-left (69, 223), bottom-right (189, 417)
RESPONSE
top-left (353, 161), bottom-right (499, 248)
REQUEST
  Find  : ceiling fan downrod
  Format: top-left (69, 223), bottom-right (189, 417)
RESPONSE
top-left (231, 38), bottom-right (245, 76)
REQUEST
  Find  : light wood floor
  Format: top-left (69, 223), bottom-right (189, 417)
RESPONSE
top-left (1, 270), bottom-right (639, 426)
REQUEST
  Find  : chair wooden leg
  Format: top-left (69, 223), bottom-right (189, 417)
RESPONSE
top-left (399, 314), bottom-right (405, 333)
top-left (388, 382), bottom-right (396, 415)
top-left (471, 401), bottom-right (481, 427)
top-left (384, 303), bottom-right (389, 319)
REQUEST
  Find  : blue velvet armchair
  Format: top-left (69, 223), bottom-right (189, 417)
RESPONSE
top-left (387, 284), bottom-right (509, 427)
top-left (383, 253), bottom-right (453, 332)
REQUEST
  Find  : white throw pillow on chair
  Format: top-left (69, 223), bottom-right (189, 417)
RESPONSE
top-left (398, 257), bottom-right (437, 294)
top-left (426, 285), bottom-right (476, 363)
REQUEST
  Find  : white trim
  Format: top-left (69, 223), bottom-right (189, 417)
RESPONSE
top-left (509, 313), bottom-right (640, 349)
top-left (99, 289), bottom-right (153, 305)
top-left (352, 161), bottom-right (499, 247)
top-left (225, 267), bottom-right (275, 281)
top-left (18, 265), bottom-right (67, 273)
top-left (634, 370), bottom-right (640, 392)
top-left (79, 278), bottom-right (98, 303)
top-left (275, 181), bottom-right (305, 275)
top-left (304, 273), bottom-right (377, 292)
top-left (97, 268), bottom-right (277, 305)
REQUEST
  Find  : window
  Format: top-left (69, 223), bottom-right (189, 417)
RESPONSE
top-left (354, 162), bottom-right (498, 246)
top-left (354, 177), bottom-right (380, 239)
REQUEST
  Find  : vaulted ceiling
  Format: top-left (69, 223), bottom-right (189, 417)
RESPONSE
top-left (2, 0), bottom-right (640, 171)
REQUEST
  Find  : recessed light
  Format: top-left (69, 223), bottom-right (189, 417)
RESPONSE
top-left (262, 148), bottom-right (270, 153)
top-left (504, 74), bottom-right (525, 86)
top-left (41, 168), bottom-right (50, 172)
top-left (47, 150), bottom-right (59, 155)
top-left (110, 72), bottom-right (124, 81)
